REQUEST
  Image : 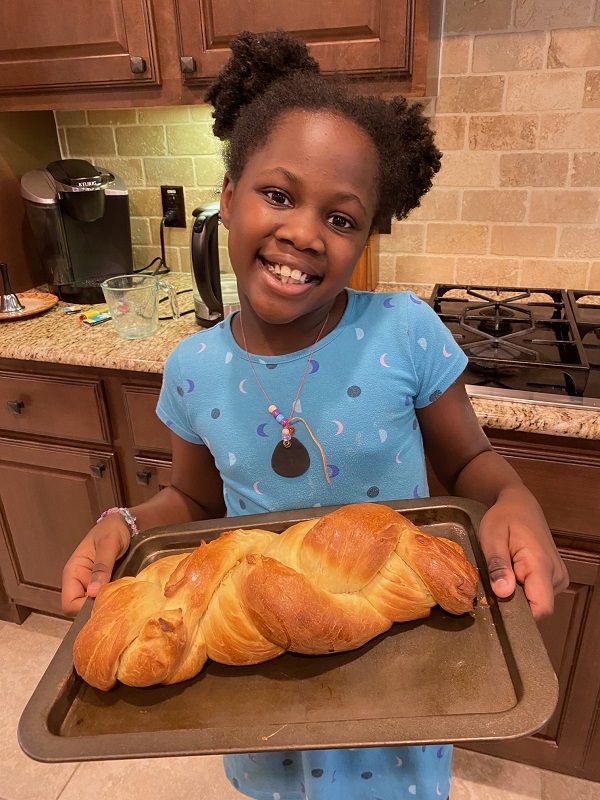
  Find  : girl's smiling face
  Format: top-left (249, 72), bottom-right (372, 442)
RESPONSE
top-left (219, 109), bottom-right (379, 338)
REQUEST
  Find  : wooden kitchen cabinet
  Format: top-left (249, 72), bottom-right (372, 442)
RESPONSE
top-left (0, 0), bottom-right (159, 95)
top-left (0, 0), bottom-right (431, 111)
top-left (176, 0), bottom-right (430, 91)
top-left (0, 439), bottom-right (122, 617)
top-left (122, 383), bottom-right (173, 504)
top-left (0, 359), bottom-right (168, 619)
top-left (429, 428), bottom-right (600, 782)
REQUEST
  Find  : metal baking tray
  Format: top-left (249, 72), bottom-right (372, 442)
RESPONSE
top-left (19, 497), bottom-right (558, 762)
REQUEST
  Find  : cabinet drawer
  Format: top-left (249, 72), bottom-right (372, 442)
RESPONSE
top-left (0, 372), bottom-right (110, 444)
top-left (493, 448), bottom-right (599, 539)
top-left (123, 386), bottom-right (172, 453)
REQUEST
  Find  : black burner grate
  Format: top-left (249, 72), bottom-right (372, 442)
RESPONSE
top-left (568, 289), bottom-right (600, 370)
top-left (430, 284), bottom-right (590, 397)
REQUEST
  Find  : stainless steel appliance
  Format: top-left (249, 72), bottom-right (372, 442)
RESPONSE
top-left (429, 284), bottom-right (600, 410)
top-left (190, 202), bottom-right (239, 326)
top-left (21, 159), bottom-right (133, 304)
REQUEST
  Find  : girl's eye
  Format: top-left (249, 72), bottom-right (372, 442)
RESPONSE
top-left (329, 214), bottom-right (354, 230)
top-left (265, 190), bottom-right (290, 206)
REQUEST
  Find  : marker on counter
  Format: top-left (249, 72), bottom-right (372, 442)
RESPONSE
top-left (78, 306), bottom-right (112, 326)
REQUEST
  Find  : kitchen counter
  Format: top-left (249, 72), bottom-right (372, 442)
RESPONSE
top-left (1, 275), bottom-right (598, 441)
top-left (0, 273), bottom-right (198, 374)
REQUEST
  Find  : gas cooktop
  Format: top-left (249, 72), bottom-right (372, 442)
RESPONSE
top-left (429, 284), bottom-right (600, 409)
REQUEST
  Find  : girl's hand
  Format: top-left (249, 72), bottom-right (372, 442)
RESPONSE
top-left (478, 485), bottom-right (570, 619)
top-left (61, 515), bottom-right (131, 617)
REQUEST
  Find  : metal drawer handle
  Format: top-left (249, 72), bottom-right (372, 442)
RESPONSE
top-left (7, 399), bottom-right (24, 415)
top-left (180, 56), bottom-right (196, 74)
top-left (130, 57), bottom-right (147, 74)
top-left (136, 469), bottom-right (151, 486)
top-left (90, 464), bottom-right (105, 478)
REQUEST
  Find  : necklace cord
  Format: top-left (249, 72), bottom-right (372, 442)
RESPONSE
top-left (239, 312), bottom-right (332, 487)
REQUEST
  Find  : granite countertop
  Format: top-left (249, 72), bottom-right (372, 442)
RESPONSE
top-left (1, 275), bottom-right (598, 441)
top-left (0, 273), bottom-right (198, 374)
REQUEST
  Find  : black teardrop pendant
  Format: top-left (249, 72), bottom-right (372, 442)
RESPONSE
top-left (271, 437), bottom-right (310, 478)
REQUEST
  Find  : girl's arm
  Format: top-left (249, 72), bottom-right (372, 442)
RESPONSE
top-left (61, 431), bottom-right (225, 615)
top-left (416, 382), bottom-right (569, 619)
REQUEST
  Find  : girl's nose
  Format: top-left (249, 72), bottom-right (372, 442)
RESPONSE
top-left (275, 208), bottom-right (325, 253)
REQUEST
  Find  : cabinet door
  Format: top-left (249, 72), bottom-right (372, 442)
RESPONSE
top-left (176, 0), bottom-right (428, 92)
top-left (0, 438), bottom-right (121, 616)
top-left (463, 552), bottom-right (600, 779)
top-left (0, 0), bottom-right (158, 93)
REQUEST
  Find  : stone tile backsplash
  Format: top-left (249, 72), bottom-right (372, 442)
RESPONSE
top-left (55, 0), bottom-right (600, 290)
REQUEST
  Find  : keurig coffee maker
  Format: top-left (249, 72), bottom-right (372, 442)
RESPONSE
top-left (21, 159), bottom-right (134, 303)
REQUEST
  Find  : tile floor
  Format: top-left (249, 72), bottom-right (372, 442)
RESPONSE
top-left (1, 613), bottom-right (599, 800)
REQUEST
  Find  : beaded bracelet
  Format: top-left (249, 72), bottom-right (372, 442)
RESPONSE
top-left (96, 507), bottom-right (140, 539)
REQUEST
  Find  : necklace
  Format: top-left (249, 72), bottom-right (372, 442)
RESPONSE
top-left (239, 312), bottom-right (331, 484)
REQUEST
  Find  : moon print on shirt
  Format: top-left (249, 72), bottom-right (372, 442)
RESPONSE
top-left (443, 344), bottom-right (452, 357)
top-left (257, 423), bottom-right (269, 437)
top-left (308, 359), bottom-right (319, 374)
top-left (379, 353), bottom-right (390, 368)
top-left (332, 419), bottom-right (344, 435)
top-left (355, 327), bottom-right (364, 340)
top-left (176, 380), bottom-right (194, 395)
top-left (239, 379), bottom-right (247, 393)
top-left (383, 297), bottom-right (394, 308)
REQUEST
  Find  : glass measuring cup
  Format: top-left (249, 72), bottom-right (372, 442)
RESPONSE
top-left (101, 274), bottom-right (180, 340)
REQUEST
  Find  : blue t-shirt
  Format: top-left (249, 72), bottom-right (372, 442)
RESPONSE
top-left (156, 289), bottom-right (467, 800)
top-left (157, 289), bottom-right (466, 516)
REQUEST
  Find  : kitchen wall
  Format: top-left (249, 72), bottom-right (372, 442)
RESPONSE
top-left (55, 0), bottom-right (600, 290)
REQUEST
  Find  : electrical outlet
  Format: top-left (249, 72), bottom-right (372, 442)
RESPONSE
top-left (160, 185), bottom-right (186, 227)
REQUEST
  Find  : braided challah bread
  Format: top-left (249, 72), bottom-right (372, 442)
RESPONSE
top-left (74, 503), bottom-right (478, 690)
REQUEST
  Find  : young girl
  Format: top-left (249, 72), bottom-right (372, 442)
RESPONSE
top-left (62, 30), bottom-right (568, 800)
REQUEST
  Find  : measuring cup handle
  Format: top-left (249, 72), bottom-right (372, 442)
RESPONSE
top-left (159, 281), bottom-right (180, 321)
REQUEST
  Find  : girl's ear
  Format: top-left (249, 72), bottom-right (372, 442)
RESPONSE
top-left (219, 173), bottom-right (235, 230)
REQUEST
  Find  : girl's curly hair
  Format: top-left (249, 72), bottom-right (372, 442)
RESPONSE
top-left (205, 30), bottom-right (441, 230)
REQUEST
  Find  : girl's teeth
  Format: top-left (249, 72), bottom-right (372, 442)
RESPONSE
top-left (265, 261), bottom-right (310, 285)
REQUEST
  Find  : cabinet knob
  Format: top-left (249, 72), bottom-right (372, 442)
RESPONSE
top-left (180, 56), bottom-right (196, 74)
top-left (130, 57), bottom-right (147, 74)
top-left (136, 469), bottom-right (152, 486)
top-left (7, 399), bottom-right (24, 415)
top-left (90, 463), bottom-right (105, 478)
